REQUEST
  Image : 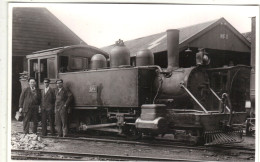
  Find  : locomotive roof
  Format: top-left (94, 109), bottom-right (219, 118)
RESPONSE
top-left (26, 44), bottom-right (109, 59)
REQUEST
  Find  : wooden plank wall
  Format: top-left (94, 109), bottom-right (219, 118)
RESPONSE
top-left (189, 24), bottom-right (250, 53)
top-left (12, 7), bottom-right (84, 56)
top-left (12, 7), bottom-right (86, 115)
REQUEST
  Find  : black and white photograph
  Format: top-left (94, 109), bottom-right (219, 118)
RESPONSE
top-left (1, 1), bottom-right (259, 161)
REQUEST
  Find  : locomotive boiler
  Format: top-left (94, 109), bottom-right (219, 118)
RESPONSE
top-left (20, 29), bottom-right (250, 145)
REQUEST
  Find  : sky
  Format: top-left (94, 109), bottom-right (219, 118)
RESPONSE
top-left (11, 3), bottom-right (259, 48)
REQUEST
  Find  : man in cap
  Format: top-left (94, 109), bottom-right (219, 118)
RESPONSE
top-left (196, 48), bottom-right (210, 66)
top-left (19, 78), bottom-right (41, 134)
top-left (55, 79), bottom-right (73, 137)
top-left (41, 78), bottom-right (55, 136)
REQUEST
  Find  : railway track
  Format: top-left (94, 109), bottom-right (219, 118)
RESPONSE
top-left (11, 149), bottom-right (202, 161)
top-left (42, 134), bottom-right (255, 153)
top-left (14, 131), bottom-right (255, 153)
top-left (11, 132), bottom-right (255, 161)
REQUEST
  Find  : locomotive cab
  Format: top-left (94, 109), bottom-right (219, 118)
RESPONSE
top-left (20, 45), bottom-right (109, 89)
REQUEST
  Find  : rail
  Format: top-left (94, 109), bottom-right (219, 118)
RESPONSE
top-left (40, 134), bottom-right (255, 152)
top-left (11, 149), bottom-right (200, 161)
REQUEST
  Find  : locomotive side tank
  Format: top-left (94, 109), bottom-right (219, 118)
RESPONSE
top-left (59, 67), bottom-right (156, 108)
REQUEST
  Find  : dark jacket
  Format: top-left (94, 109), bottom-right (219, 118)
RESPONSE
top-left (55, 87), bottom-right (73, 111)
top-left (19, 87), bottom-right (41, 113)
top-left (41, 87), bottom-right (55, 111)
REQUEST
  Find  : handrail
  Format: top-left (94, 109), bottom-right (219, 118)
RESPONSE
top-left (209, 88), bottom-right (230, 112)
top-left (180, 83), bottom-right (209, 114)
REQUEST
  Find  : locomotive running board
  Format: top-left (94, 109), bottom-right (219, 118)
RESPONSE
top-left (204, 129), bottom-right (243, 145)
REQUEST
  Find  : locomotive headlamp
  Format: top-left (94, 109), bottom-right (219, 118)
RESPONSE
top-left (185, 47), bottom-right (192, 53)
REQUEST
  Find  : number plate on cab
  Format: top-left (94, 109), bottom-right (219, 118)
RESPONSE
top-left (89, 85), bottom-right (97, 93)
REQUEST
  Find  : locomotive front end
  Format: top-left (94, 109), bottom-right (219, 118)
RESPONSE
top-left (137, 29), bottom-right (248, 145)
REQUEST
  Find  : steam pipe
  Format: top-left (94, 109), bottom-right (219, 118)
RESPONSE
top-left (167, 29), bottom-right (179, 70)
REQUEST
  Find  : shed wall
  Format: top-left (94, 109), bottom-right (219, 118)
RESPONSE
top-left (189, 24), bottom-right (250, 52)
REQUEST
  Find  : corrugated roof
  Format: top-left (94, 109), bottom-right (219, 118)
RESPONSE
top-left (102, 17), bottom-right (250, 56)
top-left (102, 18), bottom-right (218, 56)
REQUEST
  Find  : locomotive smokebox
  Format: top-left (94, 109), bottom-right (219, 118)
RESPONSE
top-left (167, 29), bottom-right (179, 70)
top-left (156, 29), bottom-right (211, 110)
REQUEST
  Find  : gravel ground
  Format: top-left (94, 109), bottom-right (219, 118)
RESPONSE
top-left (11, 119), bottom-right (255, 161)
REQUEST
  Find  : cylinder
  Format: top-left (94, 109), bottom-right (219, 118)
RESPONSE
top-left (90, 54), bottom-right (107, 69)
top-left (167, 29), bottom-right (179, 70)
top-left (135, 117), bottom-right (167, 134)
top-left (136, 49), bottom-right (154, 66)
top-left (110, 39), bottom-right (130, 68)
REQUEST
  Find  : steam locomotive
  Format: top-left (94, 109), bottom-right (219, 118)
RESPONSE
top-left (20, 29), bottom-right (251, 145)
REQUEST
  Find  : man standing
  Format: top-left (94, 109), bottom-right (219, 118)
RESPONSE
top-left (19, 78), bottom-right (41, 134)
top-left (41, 78), bottom-right (55, 136)
top-left (55, 79), bottom-right (73, 137)
top-left (196, 48), bottom-right (210, 66)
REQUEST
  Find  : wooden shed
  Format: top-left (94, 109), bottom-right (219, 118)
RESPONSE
top-left (12, 7), bottom-right (86, 114)
top-left (102, 17), bottom-right (251, 68)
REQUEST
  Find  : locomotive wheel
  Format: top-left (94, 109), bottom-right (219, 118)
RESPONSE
top-left (124, 125), bottom-right (142, 140)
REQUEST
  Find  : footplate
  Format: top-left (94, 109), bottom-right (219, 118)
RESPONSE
top-left (204, 129), bottom-right (243, 145)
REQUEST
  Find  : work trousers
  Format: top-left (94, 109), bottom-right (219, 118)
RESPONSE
top-left (55, 108), bottom-right (68, 137)
top-left (41, 109), bottom-right (55, 136)
top-left (22, 106), bottom-right (38, 134)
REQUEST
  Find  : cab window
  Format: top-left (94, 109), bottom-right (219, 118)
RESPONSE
top-left (29, 59), bottom-right (38, 79)
top-left (59, 56), bottom-right (88, 72)
top-left (70, 56), bottom-right (88, 71)
top-left (39, 57), bottom-right (56, 83)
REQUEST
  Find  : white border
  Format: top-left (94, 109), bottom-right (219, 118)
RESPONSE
top-left (1, 1), bottom-right (260, 162)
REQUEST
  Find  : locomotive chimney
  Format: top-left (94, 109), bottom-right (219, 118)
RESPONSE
top-left (167, 29), bottom-right (179, 70)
